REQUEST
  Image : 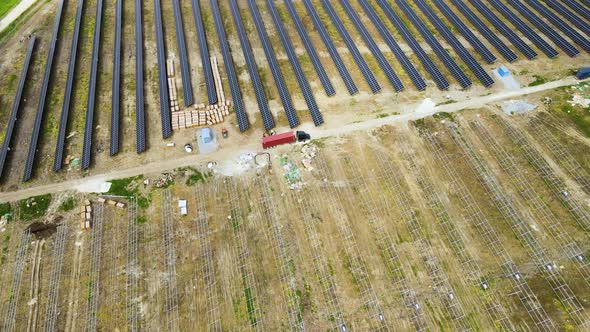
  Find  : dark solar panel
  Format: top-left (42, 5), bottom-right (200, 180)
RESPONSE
top-left (54, 0), bottom-right (84, 171)
top-left (359, 0), bottom-right (425, 90)
top-left (266, 0), bottom-right (323, 126)
top-left (191, 0), bottom-right (217, 105)
top-left (450, 0), bottom-right (518, 62)
top-left (81, 0), bottom-right (104, 170)
top-left (375, 0), bottom-right (449, 90)
top-left (229, 0), bottom-right (274, 130)
top-left (136, 0), bottom-right (146, 153)
top-left (248, 0), bottom-right (299, 128)
top-left (544, 0), bottom-right (590, 37)
top-left (505, 0), bottom-right (580, 57)
top-left (173, 0), bottom-right (194, 106)
top-left (414, 0), bottom-right (494, 87)
top-left (284, 0), bottom-right (335, 96)
top-left (317, 0), bottom-right (381, 93)
top-left (153, 0), bottom-right (172, 139)
top-left (486, 0), bottom-right (559, 58)
top-left (0, 37), bottom-right (35, 180)
top-left (394, 0), bottom-right (472, 88)
top-left (210, 0), bottom-right (249, 132)
top-left (301, 0), bottom-right (358, 95)
top-left (523, 0), bottom-right (590, 53)
top-left (110, 0), bottom-right (122, 156)
top-left (433, 0), bottom-right (497, 64)
top-left (339, 0), bottom-right (404, 92)
top-left (468, 0), bottom-right (537, 59)
top-left (23, 0), bottom-right (66, 181)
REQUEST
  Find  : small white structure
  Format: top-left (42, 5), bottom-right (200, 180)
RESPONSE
top-left (178, 200), bottom-right (188, 216)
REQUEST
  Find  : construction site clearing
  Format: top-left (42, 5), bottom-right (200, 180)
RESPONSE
top-left (3, 94), bottom-right (590, 330)
top-left (3, 0), bottom-right (590, 330)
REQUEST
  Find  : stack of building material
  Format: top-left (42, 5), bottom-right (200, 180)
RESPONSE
top-left (99, 197), bottom-right (127, 209)
top-left (80, 199), bottom-right (92, 230)
top-left (167, 59), bottom-right (180, 112)
top-left (211, 56), bottom-right (226, 103)
top-left (171, 102), bottom-right (231, 129)
top-left (170, 56), bottom-right (233, 131)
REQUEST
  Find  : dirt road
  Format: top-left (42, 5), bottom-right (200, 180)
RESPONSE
top-left (0, 77), bottom-right (580, 202)
top-left (0, 0), bottom-right (38, 32)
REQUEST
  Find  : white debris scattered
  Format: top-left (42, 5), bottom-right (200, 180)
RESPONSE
top-left (500, 100), bottom-right (537, 115)
top-left (568, 94), bottom-right (590, 108)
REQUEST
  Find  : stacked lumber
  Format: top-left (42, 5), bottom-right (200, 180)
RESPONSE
top-left (80, 199), bottom-right (92, 230)
top-left (170, 56), bottom-right (233, 131)
top-left (99, 197), bottom-right (127, 209)
top-left (211, 56), bottom-right (226, 103)
top-left (167, 59), bottom-right (180, 112)
top-left (172, 102), bottom-right (232, 129)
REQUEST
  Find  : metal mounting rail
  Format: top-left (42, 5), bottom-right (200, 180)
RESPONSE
top-left (420, 129), bottom-right (555, 331)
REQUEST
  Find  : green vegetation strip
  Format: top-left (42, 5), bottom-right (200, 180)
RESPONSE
top-left (0, 0), bottom-right (20, 19)
top-left (19, 194), bottom-right (51, 221)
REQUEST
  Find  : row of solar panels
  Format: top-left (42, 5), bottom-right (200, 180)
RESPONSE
top-left (3, 0), bottom-right (590, 182)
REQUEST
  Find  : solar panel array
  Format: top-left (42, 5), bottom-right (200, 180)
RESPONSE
top-left (505, 0), bottom-right (579, 57)
top-left (414, 0), bottom-right (494, 87)
top-left (467, 0), bottom-right (537, 59)
top-left (248, 0), bottom-right (299, 128)
top-left (359, 0), bottom-right (425, 91)
top-left (110, 0), bottom-right (122, 157)
top-left (154, 0), bottom-right (173, 138)
top-left (23, 0), bottom-right (65, 182)
top-left (339, 0), bottom-right (404, 92)
top-left (13, 0), bottom-right (590, 179)
top-left (433, 0), bottom-right (496, 64)
top-left (487, 0), bottom-right (558, 58)
top-left (135, 0), bottom-right (146, 154)
top-left (266, 0), bottom-right (323, 126)
top-left (190, 0), bottom-right (217, 105)
top-left (0, 37), bottom-right (35, 180)
top-left (524, 0), bottom-right (590, 53)
top-left (375, 0), bottom-right (449, 90)
top-left (228, 0), bottom-right (274, 130)
top-left (81, 0), bottom-right (104, 170)
top-left (545, 0), bottom-right (590, 37)
top-left (394, 0), bottom-right (472, 89)
top-left (301, 0), bottom-right (358, 95)
top-left (450, 0), bottom-right (518, 62)
top-left (318, 0), bottom-right (381, 93)
top-left (54, 0), bottom-right (84, 172)
top-left (284, 0), bottom-right (335, 97)
top-left (173, 0), bottom-right (194, 107)
top-left (562, 0), bottom-right (590, 21)
top-left (210, 0), bottom-right (249, 132)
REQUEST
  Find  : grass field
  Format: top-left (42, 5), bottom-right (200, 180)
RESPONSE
top-left (0, 0), bottom-right (20, 19)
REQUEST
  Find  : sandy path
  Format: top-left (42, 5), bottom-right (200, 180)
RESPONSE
top-left (0, 0), bottom-right (38, 32)
top-left (0, 77), bottom-right (582, 202)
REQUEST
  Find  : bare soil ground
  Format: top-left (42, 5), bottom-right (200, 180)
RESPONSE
top-left (1, 104), bottom-right (590, 330)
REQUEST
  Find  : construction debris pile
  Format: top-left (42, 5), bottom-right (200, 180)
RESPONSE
top-left (153, 173), bottom-right (174, 188)
top-left (568, 95), bottom-right (590, 108)
top-left (300, 144), bottom-right (319, 172)
top-left (171, 57), bottom-right (232, 130)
